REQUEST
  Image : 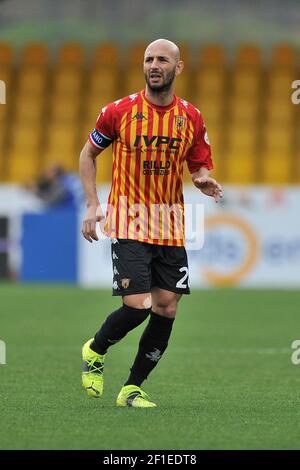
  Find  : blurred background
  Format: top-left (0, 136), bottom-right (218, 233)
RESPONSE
top-left (0, 0), bottom-right (299, 288)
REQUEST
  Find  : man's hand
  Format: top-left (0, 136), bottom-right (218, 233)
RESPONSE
top-left (81, 205), bottom-right (105, 243)
top-left (193, 176), bottom-right (223, 203)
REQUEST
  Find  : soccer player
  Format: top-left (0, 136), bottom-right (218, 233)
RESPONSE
top-left (79, 38), bottom-right (222, 407)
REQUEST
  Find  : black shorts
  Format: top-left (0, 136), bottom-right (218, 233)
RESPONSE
top-left (111, 238), bottom-right (190, 296)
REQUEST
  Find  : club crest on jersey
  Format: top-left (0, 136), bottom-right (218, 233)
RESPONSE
top-left (121, 278), bottom-right (131, 289)
top-left (175, 115), bottom-right (187, 129)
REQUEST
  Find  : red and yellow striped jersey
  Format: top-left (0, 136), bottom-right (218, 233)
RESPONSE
top-left (88, 90), bottom-right (213, 246)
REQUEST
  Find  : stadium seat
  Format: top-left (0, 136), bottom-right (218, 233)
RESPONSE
top-left (194, 98), bottom-right (223, 127)
top-left (45, 124), bottom-right (79, 171)
top-left (50, 98), bottom-right (81, 123)
top-left (128, 42), bottom-right (148, 67)
top-left (20, 43), bottom-right (48, 67)
top-left (96, 148), bottom-right (113, 183)
top-left (268, 69), bottom-right (296, 97)
top-left (229, 99), bottom-right (259, 124)
top-left (236, 44), bottom-right (261, 68)
top-left (226, 154), bottom-right (256, 184)
top-left (57, 43), bottom-right (85, 68)
top-left (272, 44), bottom-right (297, 68)
top-left (199, 44), bottom-right (225, 67)
top-left (265, 99), bottom-right (295, 125)
top-left (194, 69), bottom-right (225, 97)
top-left (227, 125), bottom-right (258, 152)
top-left (231, 69), bottom-right (261, 98)
top-left (91, 43), bottom-right (119, 68)
top-left (263, 126), bottom-right (293, 152)
top-left (0, 43), bottom-right (13, 66)
top-left (17, 69), bottom-right (47, 94)
top-left (88, 68), bottom-right (118, 100)
top-left (7, 151), bottom-right (40, 183)
top-left (52, 69), bottom-right (82, 95)
top-left (262, 153), bottom-right (292, 184)
top-left (15, 98), bottom-right (45, 123)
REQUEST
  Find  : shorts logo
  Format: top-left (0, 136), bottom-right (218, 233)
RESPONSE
top-left (113, 281), bottom-right (119, 290)
top-left (175, 115), bottom-right (187, 129)
top-left (121, 278), bottom-right (131, 289)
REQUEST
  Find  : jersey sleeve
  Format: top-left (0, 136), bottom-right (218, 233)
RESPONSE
top-left (88, 103), bottom-right (116, 151)
top-left (186, 113), bottom-right (213, 174)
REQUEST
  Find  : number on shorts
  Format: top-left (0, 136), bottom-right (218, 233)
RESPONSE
top-left (176, 267), bottom-right (189, 289)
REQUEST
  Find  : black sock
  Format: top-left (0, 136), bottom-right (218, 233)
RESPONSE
top-left (90, 304), bottom-right (151, 355)
top-left (125, 311), bottom-right (175, 387)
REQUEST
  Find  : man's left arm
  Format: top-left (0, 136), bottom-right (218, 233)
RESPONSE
top-left (186, 113), bottom-right (223, 203)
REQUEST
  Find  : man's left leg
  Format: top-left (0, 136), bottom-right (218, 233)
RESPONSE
top-left (116, 288), bottom-right (181, 407)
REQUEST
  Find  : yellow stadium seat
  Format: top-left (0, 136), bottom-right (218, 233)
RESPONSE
top-left (229, 99), bottom-right (259, 124)
top-left (231, 69), bottom-right (261, 97)
top-left (44, 123), bottom-right (79, 171)
top-left (268, 70), bottom-right (295, 97)
top-left (53, 69), bottom-right (82, 94)
top-left (226, 154), bottom-right (256, 184)
top-left (50, 98), bottom-right (81, 122)
top-left (206, 127), bottom-right (222, 152)
top-left (262, 153), bottom-right (292, 184)
top-left (0, 43), bottom-right (13, 66)
top-left (227, 126), bottom-right (257, 152)
top-left (0, 100), bottom-right (9, 123)
top-left (272, 44), bottom-right (297, 68)
top-left (17, 69), bottom-right (47, 94)
top-left (7, 151), bottom-right (40, 183)
top-left (199, 44), bottom-right (225, 67)
top-left (21, 44), bottom-right (48, 67)
top-left (96, 148), bottom-right (113, 183)
top-left (265, 100), bottom-right (295, 125)
top-left (11, 127), bottom-right (41, 153)
top-left (236, 44), bottom-right (261, 68)
top-left (174, 74), bottom-right (190, 100)
top-left (194, 69), bottom-right (225, 96)
top-left (128, 42), bottom-right (148, 66)
top-left (92, 43), bottom-right (119, 68)
top-left (47, 124), bottom-right (78, 148)
top-left (43, 150), bottom-right (78, 172)
top-left (194, 98), bottom-right (223, 126)
top-left (57, 43), bottom-right (85, 67)
top-left (15, 99), bottom-right (44, 123)
top-left (263, 127), bottom-right (293, 152)
top-left (89, 68), bottom-right (118, 100)
top-left (125, 70), bottom-right (145, 95)
top-left (0, 67), bottom-right (12, 94)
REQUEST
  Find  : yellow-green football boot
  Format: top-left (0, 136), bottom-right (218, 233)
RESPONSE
top-left (116, 385), bottom-right (157, 408)
top-left (82, 338), bottom-right (105, 398)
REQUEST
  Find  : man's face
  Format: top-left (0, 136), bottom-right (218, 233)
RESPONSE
top-left (143, 46), bottom-right (178, 93)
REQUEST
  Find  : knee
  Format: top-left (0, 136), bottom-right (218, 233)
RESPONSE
top-left (154, 302), bottom-right (177, 319)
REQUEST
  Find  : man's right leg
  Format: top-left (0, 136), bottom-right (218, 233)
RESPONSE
top-left (82, 238), bottom-right (152, 398)
top-left (82, 295), bottom-right (151, 398)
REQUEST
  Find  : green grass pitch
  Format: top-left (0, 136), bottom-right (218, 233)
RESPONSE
top-left (1, 284), bottom-right (300, 450)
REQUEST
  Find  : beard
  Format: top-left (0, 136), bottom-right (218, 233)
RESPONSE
top-left (144, 68), bottom-right (176, 93)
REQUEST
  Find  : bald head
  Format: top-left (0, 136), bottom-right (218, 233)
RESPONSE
top-left (144, 39), bottom-right (180, 62)
top-left (143, 38), bottom-right (184, 95)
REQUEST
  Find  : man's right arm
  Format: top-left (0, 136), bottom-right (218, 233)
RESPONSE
top-left (79, 140), bottom-right (104, 243)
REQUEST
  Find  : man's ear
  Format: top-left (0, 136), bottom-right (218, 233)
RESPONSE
top-left (175, 60), bottom-right (184, 77)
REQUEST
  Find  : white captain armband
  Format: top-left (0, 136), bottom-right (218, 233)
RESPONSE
top-left (90, 128), bottom-right (112, 149)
